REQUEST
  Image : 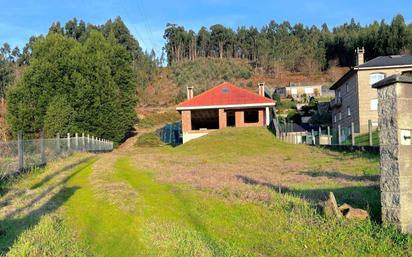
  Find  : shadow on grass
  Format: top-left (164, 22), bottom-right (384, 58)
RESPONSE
top-left (302, 170), bottom-right (379, 182)
top-left (0, 159), bottom-right (95, 254)
top-left (236, 175), bottom-right (381, 222)
top-left (30, 156), bottom-right (94, 190)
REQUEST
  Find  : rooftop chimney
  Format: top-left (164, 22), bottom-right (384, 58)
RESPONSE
top-left (258, 82), bottom-right (265, 97)
top-left (355, 47), bottom-right (365, 66)
top-left (187, 86), bottom-right (194, 100)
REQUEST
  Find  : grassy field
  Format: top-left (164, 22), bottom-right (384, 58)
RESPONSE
top-left (1, 127), bottom-right (412, 256)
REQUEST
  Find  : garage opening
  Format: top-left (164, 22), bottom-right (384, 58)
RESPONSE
top-left (191, 109), bottom-right (219, 130)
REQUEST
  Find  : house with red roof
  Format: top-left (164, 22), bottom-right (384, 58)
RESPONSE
top-left (176, 82), bottom-right (276, 143)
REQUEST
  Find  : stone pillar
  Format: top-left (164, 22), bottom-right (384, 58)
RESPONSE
top-left (373, 75), bottom-right (412, 233)
top-left (218, 109), bottom-right (227, 129)
top-left (181, 110), bottom-right (192, 132)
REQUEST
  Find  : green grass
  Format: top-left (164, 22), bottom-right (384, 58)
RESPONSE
top-left (342, 130), bottom-right (379, 146)
top-left (135, 131), bottom-right (165, 147)
top-left (2, 128), bottom-right (412, 256)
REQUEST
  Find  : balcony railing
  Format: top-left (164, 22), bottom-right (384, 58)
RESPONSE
top-left (330, 97), bottom-right (342, 108)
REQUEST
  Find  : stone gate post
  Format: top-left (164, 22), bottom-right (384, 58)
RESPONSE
top-left (373, 75), bottom-right (412, 233)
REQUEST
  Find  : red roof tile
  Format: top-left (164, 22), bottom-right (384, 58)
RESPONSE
top-left (176, 82), bottom-right (275, 109)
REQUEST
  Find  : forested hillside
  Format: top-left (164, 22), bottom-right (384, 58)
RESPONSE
top-left (163, 15), bottom-right (412, 72)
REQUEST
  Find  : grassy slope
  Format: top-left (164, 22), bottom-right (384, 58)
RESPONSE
top-left (2, 128), bottom-right (412, 256)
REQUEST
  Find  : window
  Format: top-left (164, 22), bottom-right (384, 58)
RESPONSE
top-left (347, 106), bottom-right (351, 116)
top-left (337, 89), bottom-right (341, 98)
top-left (346, 83), bottom-right (349, 93)
top-left (244, 110), bottom-right (259, 123)
top-left (334, 115), bottom-right (337, 123)
top-left (290, 88), bottom-right (298, 96)
top-left (370, 99), bottom-right (378, 111)
top-left (369, 73), bottom-right (385, 86)
top-left (339, 112), bottom-right (342, 120)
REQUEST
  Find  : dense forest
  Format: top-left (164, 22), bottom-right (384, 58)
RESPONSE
top-left (163, 14), bottom-right (412, 72)
top-left (3, 17), bottom-right (159, 142)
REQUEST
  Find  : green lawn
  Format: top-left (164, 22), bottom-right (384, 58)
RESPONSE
top-left (1, 128), bottom-right (411, 256)
top-left (342, 130), bottom-right (379, 146)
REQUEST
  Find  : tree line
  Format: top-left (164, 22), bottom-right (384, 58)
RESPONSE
top-left (4, 17), bottom-right (159, 143)
top-left (163, 14), bottom-right (412, 72)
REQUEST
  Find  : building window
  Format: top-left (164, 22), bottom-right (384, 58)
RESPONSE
top-left (304, 87), bottom-right (314, 95)
top-left (334, 115), bottom-right (337, 123)
top-left (369, 73), bottom-right (385, 86)
top-left (347, 106), bottom-right (351, 116)
top-left (339, 112), bottom-right (342, 120)
top-left (337, 89), bottom-right (341, 98)
top-left (370, 99), bottom-right (378, 111)
top-left (346, 83), bottom-right (349, 93)
top-left (244, 110), bottom-right (259, 123)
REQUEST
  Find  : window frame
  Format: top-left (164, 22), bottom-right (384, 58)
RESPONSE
top-left (347, 106), bottom-right (351, 116)
top-left (369, 73), bottom-right (386, 86)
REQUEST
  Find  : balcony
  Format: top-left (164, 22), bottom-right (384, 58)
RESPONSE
top-left (330, 97), bottom-right (342, 108)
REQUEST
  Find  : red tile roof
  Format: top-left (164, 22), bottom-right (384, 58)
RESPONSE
top-left (176, 82), bottom-right (275, 110)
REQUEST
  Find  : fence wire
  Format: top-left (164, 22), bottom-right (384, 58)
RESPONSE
top-left (0, 134), bottom-right (113, 179)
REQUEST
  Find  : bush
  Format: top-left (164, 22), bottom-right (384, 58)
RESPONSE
top-left (139, 111), bottom-right (180, 128)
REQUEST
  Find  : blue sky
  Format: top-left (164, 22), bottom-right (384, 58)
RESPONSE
top-left (1, 0), bottom-right (412, 55)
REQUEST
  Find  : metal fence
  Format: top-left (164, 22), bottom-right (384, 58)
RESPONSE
top-left (276, 120), bottom-right (379, 147)
top-left (0, 132), bottom-right (113, 179)
top-left (157, 121), bottom-right (182, 146)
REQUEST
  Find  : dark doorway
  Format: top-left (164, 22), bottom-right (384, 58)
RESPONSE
top-left (244, 110), bottom-right (259, 123)
top-left (226, 111), bottom-right (235, 127)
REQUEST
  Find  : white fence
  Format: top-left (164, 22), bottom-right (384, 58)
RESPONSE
top-left (0, 132), bottom-right (113, 179)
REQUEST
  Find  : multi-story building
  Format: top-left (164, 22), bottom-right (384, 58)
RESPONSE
top-left (330, 47), bottom-right (412, 134)
top-left (275, 83), bottom-right (324, 99)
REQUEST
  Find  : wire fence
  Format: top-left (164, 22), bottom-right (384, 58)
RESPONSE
top-left (0, 132), bottom-right (113, 180)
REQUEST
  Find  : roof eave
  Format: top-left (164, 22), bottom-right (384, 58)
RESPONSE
top-left (329, 69), bottom-right (355, 90)
top-left (176, 102), bottom-right (276, 111)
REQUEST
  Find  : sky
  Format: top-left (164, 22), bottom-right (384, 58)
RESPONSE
top-left (1, 0), bottom-right (412, 56)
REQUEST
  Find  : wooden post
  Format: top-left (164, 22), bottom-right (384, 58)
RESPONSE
top-left (351, 122), bottom-right (355, 146)
top-left (327, 126), bottom-right (331, 145)
top-left (369, 120), bottom-right (373, 146)
top-left (40, 130), bottom-right (46, 165)
top-left (17, 131), bottom-right (24, 171)
top-left (338, 124), bottom-right (342, 145)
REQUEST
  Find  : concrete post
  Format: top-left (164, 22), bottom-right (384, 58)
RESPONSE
top-left (327, 126), bottom-right (331, 145)
top-left (351, 122), bottom-right (355, 146)
top-left (91, 136), bottom-right (94, 151)
top-left (265, 107), bottom-right (270, 126)
top-left (75, 133), bottom-right (79, 151)
top-left (40, 130), bottom-right (46, 165)
top-left (311, 129), bottom-right (315, 145)
top-left (338, 124), bottom-right (341, 145)
top-left (56, 133), bottom-right (60, 154)
top-left (67, 133), bottom-right (71, 152)
top-left (318, 127), bottom-right (322, 145)
top-left (368, 120), bottom-right (373, 146)
top-left (17, 131), bottom-right (24, 171)
top-left (82, 133), bottom-right (85, 151)
top-left (373, 75), bottom-right (412, 233)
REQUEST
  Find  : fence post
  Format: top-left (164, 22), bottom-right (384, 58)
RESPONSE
top-left (82, 133), bottom-right (85, 151)
top-left (56, 133), bottom-right (60, 154)
top-left (368, 120), bottom-right (373, 146)
top-left (17, 131), bottom-right (24, 171)
top-left (67, 133), bottom-right (71, 152)
top-left (311, 129), bottom-right (315, 145)
top-left (338, 125), bottom-right (342, 145)
top-left (327, 126), bottom-right (331, 145)
top-left (351, 122), bottom-right (355, 146)
top-left (318, 126), bottom-right (322, 145)
top-left (75, 133), bottom-right (79, 151)
top-left (91, 136), bottom-right (94, 151)
top-left (87, 134), bottom-right (90, 151)
top-left (40, 130), bottom-right (46, 165)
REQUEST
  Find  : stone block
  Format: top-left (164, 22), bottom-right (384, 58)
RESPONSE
top-left (380, 160), bottom-right (399, 177)
top-left (399, 146), bottom-right (412, 161)
top-left (381, 192), bottom-right (400, 208)
top-left (381, 176), bottom-right (400, 192)
top-left (382, 207), bottom-right (401, 224)
top-left (380, 145), bottom-right (399, 162)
